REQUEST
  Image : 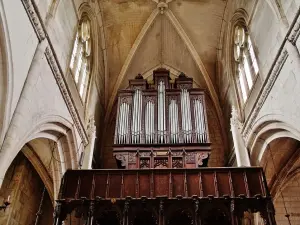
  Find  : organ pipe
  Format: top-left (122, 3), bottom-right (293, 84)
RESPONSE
top-left (132, 89), bottom-right (142, 143)
top-left (181, 89), bottom-right (192, 143)
top-left (115, 73), bottom-right (209, 145)
top-left (169, 100), bottom-right (179, 143)
top-left (115, 102), bottom-right (130, 144)
top-left (158, 81), bottom-right (166, 143)
top-left (145, 101), bottom-right (155, 143)
top-left (193, 99), bottom-right (206, 143)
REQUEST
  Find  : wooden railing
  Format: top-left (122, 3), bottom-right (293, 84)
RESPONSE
top-left (59, 167), bottom-right (269, 200)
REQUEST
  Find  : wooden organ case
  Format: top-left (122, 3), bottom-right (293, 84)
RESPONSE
top-left (53, 69), bottom-right (278, 225)
top-left (113, 68), bottom-right (211, 169)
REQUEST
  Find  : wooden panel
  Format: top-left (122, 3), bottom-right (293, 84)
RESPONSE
top-left (173, 173), bottom-right (184, 197)
top-left (246, 171), bottom-right (263, 197)
top-left (202, 172), bottom-right (215, 196)
top-left (63, 173), bottom-right (79, 199)
top-left (109, 173), bottom-right (122, 198)
top-left (231, 171), bottom-right (247, 196)
top-left (154, 172), bottom-right (169, 196)
top-left (79, 174), bottom-right (94, 198)
top-left (124, 174), bottom-right (136, 197)
top-left (187, 173), bottom-right (200, 196)
top-left (94, 173), bottom-right (108, 198)
top-left (217, 172), bottom-right (231, 197)
top-left (139, 173), bottom-right (150, 197)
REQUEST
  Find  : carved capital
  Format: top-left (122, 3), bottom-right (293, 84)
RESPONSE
top-left (87, 116), bottom-right (96, 135)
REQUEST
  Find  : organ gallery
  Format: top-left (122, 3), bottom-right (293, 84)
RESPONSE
top-left (53, 69), bottom-right (278, 225)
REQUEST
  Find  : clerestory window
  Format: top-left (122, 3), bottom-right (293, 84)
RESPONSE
top-left (234, 25), bottom-right (259, 103)
top-left (70, 17), bottom-right (92, 102)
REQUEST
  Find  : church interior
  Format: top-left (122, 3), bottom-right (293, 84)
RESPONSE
top-left (0, 0), bottom-right (300, 224)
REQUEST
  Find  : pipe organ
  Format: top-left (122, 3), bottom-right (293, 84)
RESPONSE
top-left (113, 69), bottom-right (211, 169)
top-left (55, 71), bottom-right (277, 225)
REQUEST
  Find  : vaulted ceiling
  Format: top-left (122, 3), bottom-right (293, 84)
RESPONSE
top-left (99, 0), bottom-right (227, 129)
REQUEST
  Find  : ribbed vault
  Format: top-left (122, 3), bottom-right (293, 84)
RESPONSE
top-left (99, 0), bottom-right (228, 153)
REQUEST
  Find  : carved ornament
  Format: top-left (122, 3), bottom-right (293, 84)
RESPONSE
top-left (21, 0), bottom-right (46, 41)
top-left (196, 152), bottom-right (209, 166)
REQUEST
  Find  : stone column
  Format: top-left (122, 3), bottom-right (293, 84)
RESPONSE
top-left (230, 107), bottom-right (250, 167)
top-left (82, 117), bottom-right (96, 169)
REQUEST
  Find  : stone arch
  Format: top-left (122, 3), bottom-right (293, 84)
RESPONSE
top-left (0, 1), bottom-right (13, 145)
top-left (0, 115), bottom-right (79, 193)
top-left (248, 118), bottom-right (300, 199)
top-left (248, 118), bottom-right (300, 165)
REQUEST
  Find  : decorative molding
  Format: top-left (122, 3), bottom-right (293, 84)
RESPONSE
top-left (289, 18), bottom-right (300, 44)
top-left (185, 152), bottom-right (195, 164)
top-left (45, 47), bottom-right (88, 145)
top-left (21, 0), bottom-right (46, 41)
top-left (196, 152), bottom-right (209, 167)
top-left (21, 0), bottom-right (89, 145)
top-left (242, 50), bottom-right (289, 139)
top-left (114, 153), bottom-right (128, 167)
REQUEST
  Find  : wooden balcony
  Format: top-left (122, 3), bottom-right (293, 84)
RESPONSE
top-left (54, 167), bottom-right (277, 225)
top-left (59, 167), bottom-right (269, 200)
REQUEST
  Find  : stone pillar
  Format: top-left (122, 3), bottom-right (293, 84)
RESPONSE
top-left (230, 107), bottom-right (250, 167)
top-left (82, 117), bottom-right (96, 169)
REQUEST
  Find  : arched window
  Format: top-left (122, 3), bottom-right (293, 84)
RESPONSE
top-left (70, 17), bottom-right (92, 102)
top-left (234, 25), bottom-right (259, 103)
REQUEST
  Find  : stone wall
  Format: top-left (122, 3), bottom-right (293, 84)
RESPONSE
top-left (0, 152), bottom-right (53, 225)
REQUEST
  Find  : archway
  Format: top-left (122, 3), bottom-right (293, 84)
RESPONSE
top-left (0, 151), bottom-right (53, 225)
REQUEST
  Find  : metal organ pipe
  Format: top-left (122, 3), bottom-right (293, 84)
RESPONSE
top-left (186, 91), bottom-right (192, 142)
top-left (120, 103), bottom-right (124, 143)
top-left (158, 81), bottom-right (166, 143)
top-left (131, 89), bottom-right (142, 144)
top-left (169, 100), bottom-right (179, 143)
top-left (117, 102), bottom-right (130, 144)
top-left (145, 101), bottom-right (155, 144)
top-left (193, 99), bottom-right (206, 143)
top-left (181, 89), bottom-right (192, 143)
top-left (125, 103), bottom-right (129, 143)
top-left (199, 100), bottom-right (206, 142)
top-left (151, 102), bottom-right (154, 143)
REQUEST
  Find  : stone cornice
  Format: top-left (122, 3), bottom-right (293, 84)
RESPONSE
top-left (21, 0), bottom-right (88, 145)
